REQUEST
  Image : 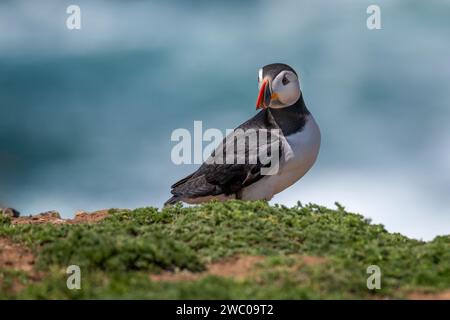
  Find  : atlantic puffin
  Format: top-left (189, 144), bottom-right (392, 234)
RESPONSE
top-left (165, 63), bottom-right (321, 205)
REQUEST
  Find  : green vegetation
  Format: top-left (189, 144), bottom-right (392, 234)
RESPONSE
top-left (0, 201), bottom-right (449, 299)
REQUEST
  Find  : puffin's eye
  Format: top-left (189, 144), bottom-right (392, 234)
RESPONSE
top-left (282, 75), bottom-right (290, 85)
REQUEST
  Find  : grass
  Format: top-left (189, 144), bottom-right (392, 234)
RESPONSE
top-left (0, 200), bottom-right (449, 299)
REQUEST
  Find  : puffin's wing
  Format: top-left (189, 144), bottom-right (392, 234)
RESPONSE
top-left (168, 126), bottom-right (283, 202)
top-left (170, 172), bottom-right (194, 189)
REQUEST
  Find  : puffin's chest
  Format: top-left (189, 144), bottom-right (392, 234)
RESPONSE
top-left (272, 115), bottom-right (321, 193)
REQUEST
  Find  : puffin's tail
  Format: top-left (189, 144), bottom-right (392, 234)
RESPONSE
top-left (164, 196), bottom-right (181, 207)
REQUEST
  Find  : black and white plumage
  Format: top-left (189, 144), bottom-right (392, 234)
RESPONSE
top-left (165, 63), bottom-right (321, 205)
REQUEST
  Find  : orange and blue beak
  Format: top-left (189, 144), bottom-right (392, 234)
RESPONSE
top-left (256, 79), bottom-right (272, 109)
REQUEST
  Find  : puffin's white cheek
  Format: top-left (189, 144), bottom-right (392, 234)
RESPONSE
top-left (278, 85), bottom-right (300, 106)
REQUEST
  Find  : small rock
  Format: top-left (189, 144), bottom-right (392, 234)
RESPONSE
top-left (1, 208), bottom-right (21, 218)
top-left (36, 210), bottom-right (61, 219)
top-left (75, 210), bottom-right (88, 218)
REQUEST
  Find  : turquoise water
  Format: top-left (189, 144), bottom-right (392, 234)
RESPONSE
top-left (1, 0), bottom-right (449, 240)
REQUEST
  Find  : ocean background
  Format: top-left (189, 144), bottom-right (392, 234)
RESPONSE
top-left (1, 0), bottom-right (449, 240)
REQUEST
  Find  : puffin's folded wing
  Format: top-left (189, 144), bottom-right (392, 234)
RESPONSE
top-left (170, 128), bottom-right (283, 199)
top-left (170, 174), bottom-right (221, 198)
top-left (170, 172), bottom-right (194, 189)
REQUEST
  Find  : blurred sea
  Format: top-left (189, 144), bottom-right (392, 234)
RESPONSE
top-left (1, 0), bottom-right (449, 240)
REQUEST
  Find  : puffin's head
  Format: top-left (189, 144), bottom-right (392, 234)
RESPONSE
top-left (256, 63), bottom-right (301, 110)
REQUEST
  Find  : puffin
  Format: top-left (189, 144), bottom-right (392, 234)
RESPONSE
top-left (165, 63), bottom-right (321, 205)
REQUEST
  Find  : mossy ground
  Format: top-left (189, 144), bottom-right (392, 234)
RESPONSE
top-left (0, 201), bottom-right (449, 299)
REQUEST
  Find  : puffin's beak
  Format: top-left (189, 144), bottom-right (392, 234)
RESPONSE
top-left (256, 79), bottom-right (271, 109)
